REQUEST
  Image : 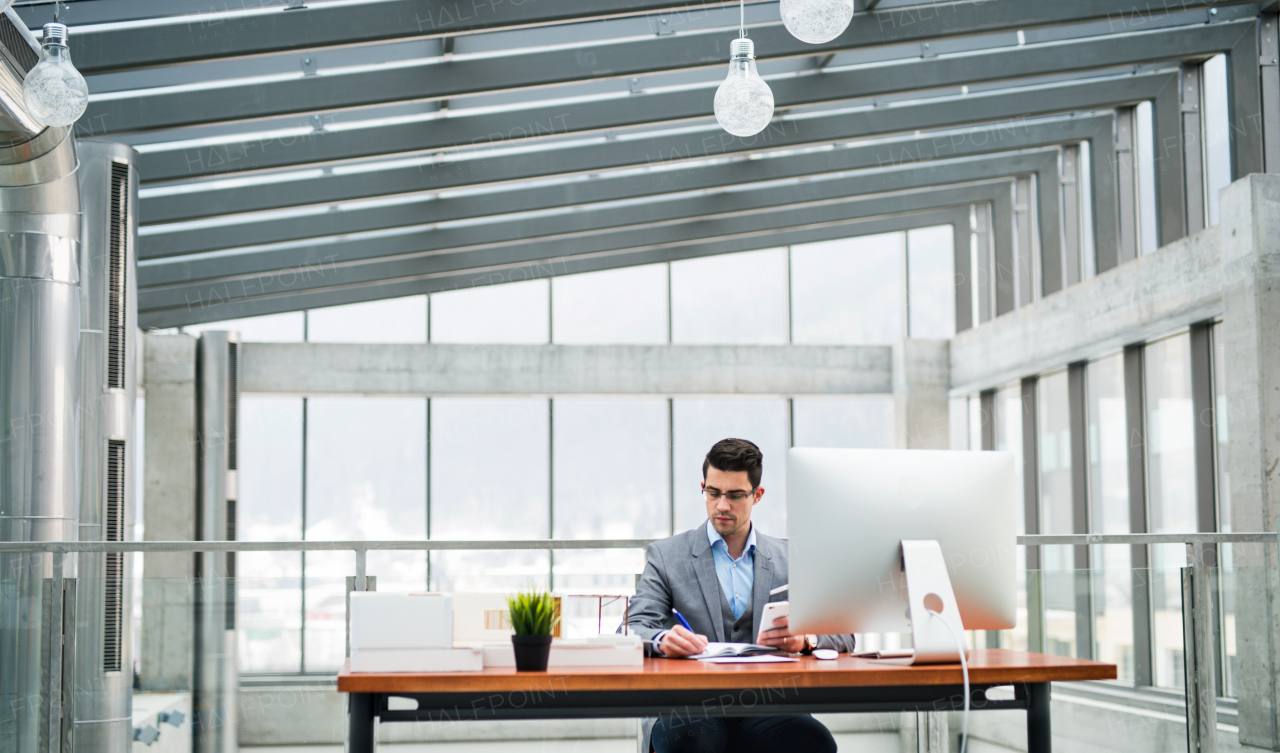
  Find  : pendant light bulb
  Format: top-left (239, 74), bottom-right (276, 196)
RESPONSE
top-left (779, 0), bottom-right (854, 44)
top-left (23, 23), bottom-right (88, 128)
top-left (713, 37), bottom-right (774, 138)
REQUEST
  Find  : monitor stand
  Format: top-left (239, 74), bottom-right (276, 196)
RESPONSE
top-left (900, 539), bottom-right (966, 665)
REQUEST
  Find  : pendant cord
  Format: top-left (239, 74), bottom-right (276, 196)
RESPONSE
top-left (739, 0), bottom-right (745, 37)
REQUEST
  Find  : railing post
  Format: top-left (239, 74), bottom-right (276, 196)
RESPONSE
top-left (345, 547), bottom-right (371, 661)
top-left (1183, 542), bottom-right (1219, 753)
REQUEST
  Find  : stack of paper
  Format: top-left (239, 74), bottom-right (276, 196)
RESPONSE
top-left (480, 635), bottom-right (644, 668)
top-left (350, 646), bottom-right (484, 673)
top-left (349, 592), bottom-right (483, 673)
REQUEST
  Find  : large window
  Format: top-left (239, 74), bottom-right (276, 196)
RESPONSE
top-left (306, 397), bottom-right (427, 671)
top-left (1038, 370), bottom-right (1077, 658)
top-left (308, 296), bottom-right (427, 343)
top-left (906, 226), bottom-right (956, 338)
top-left (552, 266), bottom-right (668, 344)
top-left (792, 398), bottom-right (894, 450)
top-left (237, 397), bottom-right (303, 674)
top-left (672, 399), bottom-right (791, 536)
top-left (791, 233), bottom-right (905, 344)
top-left (551, 399), bottom-right (668, 636)
top-left (430, 398), bottom-right (550, 594)
top-left (671, 248), bottom-right (790, 344)
top-left (1145, 333), bottom-right (1197, 688)
top-left (169, 226), bottom-right (956, 348)
top-left (956, 325), bottom-right (1234, 691)
top-left (1213, 323), bottom-right (1237, 695)
top-left (993, 384), bottom-right (1028, 651)
top-left (1087, 354), bottom-right (1133, 682)
top-left (431, 279), bottom-right (550, 343)
top-left (187, 235), bottom-right (927, 672)
top-left (1203, 54), bottom-right (1233, 226)
top-left (551, 399), bottom-right (670, 541)
top-left (232, 392), bottom-right (893, 665)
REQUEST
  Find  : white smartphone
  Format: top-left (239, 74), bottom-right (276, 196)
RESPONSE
top-left (757, 600), bottom-right (789, 642)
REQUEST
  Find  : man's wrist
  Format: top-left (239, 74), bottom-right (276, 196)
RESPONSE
top-left (800, 634), bottom-right (819, 654)
top-left (653, 630), bottom-right (669, 656)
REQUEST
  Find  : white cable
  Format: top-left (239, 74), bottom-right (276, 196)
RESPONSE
top-left (927, 608), bottom-right (969, 753)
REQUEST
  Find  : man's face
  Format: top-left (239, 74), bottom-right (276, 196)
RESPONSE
top-left (702, 465), bottom-right (763, 538)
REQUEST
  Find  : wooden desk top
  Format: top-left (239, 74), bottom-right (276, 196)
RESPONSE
top-left (337, 649), bottom-right (1115, 694)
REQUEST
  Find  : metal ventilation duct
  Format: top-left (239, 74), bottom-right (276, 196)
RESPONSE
top-left (195, 331), bottom-right (240, 753)
top-left (0, 7), bottom-right (81, 751)
top-left (73, 140), bottom-right (139, 753)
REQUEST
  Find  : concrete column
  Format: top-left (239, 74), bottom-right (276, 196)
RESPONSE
top-left (1219, 173), bottom-right (1280, 749)
top-left (893, 339), bottom-right (951, 449)
top-left (139, 334), bottom-right (198, 692)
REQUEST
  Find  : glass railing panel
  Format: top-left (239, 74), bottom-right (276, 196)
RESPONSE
top-left (1091, 546), bottom-right (1135, 683)
top-left (1150, 546), bottom-right (1186, 690)
top-left (1219, 562), bottom-right (1237, 698)
top-left (552, 548), bottom-right (645, 638)
top-left (1040, 545), bottom-right (1080, 658)
top-left (0, 561), bottom-right (56, 753)
top-left (238, 552), bottom-right (302, 674)
top-left (429, 550), bottom-right (551, 593)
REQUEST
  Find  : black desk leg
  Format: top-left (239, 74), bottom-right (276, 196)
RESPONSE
top-left (1026, 682), bottom-right (1052, 753)
top-left (349, 693), bottom-right (376, 753)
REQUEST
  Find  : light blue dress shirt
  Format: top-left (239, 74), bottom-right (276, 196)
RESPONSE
top-left (707, 519), bottom-right (756, 620)
top-left (653, 521), bottom-right (758, 653)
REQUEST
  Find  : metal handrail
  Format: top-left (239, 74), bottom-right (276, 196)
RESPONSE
top-left (7, 530), bottom-right (1273, 753)
top-left (0, 538), bottom-right (658, 553)
top-left (0, 532), bottom-right (1274, 554)
top-left (1018, 532), bottom-right (1277, 545)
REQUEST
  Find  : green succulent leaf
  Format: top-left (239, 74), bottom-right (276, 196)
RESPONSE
top-left (505, 589), bottom-right (562, 636)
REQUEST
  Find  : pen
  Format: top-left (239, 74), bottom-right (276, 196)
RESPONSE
top-left (672, 608), bottom-right (694, 632)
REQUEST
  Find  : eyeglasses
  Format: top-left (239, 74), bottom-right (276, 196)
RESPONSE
top-left (704, 487), bottom-right (756, 502)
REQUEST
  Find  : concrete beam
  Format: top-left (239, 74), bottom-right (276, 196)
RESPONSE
top-left (949, 224), bottom-right (1225, 395)
top-left (1218, 173), bottom-right (1280, 748)
top-left (237, 343), bottom-right (893, 396)
top-left (139, 334), bottom-right (198, 692)
top-left (893, 340), bottom-right (951, 450)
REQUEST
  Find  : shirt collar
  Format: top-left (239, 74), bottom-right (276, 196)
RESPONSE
top-left (706, 519), bottom-right (756, 558)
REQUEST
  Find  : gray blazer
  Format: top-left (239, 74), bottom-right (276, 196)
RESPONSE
top-left (623, 525), bottom-right (857, 752)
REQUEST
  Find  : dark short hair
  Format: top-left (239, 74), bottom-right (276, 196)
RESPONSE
top-left (702, 438), bottom-right (763, 489)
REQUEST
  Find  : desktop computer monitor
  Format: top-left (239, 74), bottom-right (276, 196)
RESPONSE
top-left (787, 448), bottom-right (1017, 638)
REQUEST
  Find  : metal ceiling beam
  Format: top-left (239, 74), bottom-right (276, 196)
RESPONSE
top-left (63, 1), bottom-right (740, 75)
top-left (143, 114), bottom-right (1105, 271)
top-left (139, 71), bottom-right (1160, 226)
top-left (15, 0), bottom-right (293, 27)
top-left (1227, 22), bottom-right (1266, 180)
top-left (139, 186), bottom-right (1002, 328)
top-left (59, 0), bottom-right (1258, 77)
top-left (134, 20), bottom-right (1252, 183)
top-left (140, 150), bottom-right (1054, 294)
top-left (141, 205), bottom-right (972, 328)
top-left (85, 5), bottom-right (1234, 134)
top-left (139, 154), bottom-right (1045, 313)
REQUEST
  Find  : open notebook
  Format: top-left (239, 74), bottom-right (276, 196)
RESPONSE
top-left (690, 642), bottom-right (787, 660)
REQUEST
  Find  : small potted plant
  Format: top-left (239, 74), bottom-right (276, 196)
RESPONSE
top-left (506, 590), bottom-right (560, 672)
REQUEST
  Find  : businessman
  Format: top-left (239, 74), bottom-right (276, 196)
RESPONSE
top-left (626, 438), bottom-right (855, 753)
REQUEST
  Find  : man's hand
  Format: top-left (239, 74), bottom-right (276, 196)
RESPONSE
top-left (660, 625), bottom-right (710, 658)
top-left (757, 614), bottom-right (806, 653)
